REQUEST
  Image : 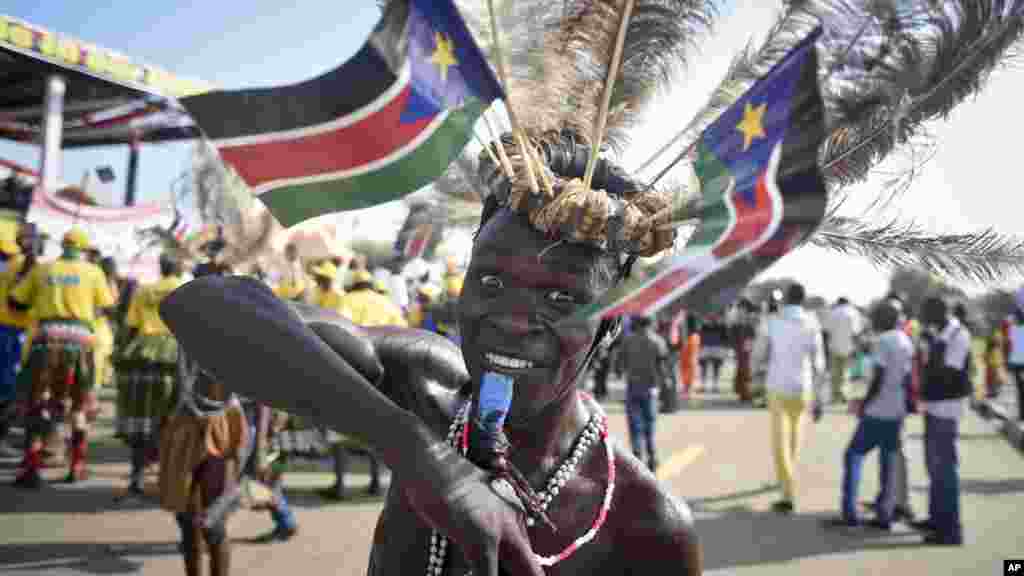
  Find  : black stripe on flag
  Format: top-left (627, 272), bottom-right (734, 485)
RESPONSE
top-left (180, 40), bottom-right (399, 141)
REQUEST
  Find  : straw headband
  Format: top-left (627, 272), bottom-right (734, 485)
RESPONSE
top-left (478, 131), bottom-right (676, 258)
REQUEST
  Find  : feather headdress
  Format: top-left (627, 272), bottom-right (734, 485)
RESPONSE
top-left (453, 0), bottom-right (1024, 283)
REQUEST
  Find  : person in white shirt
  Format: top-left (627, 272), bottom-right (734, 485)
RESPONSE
top-left (828, 300), bottom-right (913, 530)
top-left (826, 297), bottom-right (862, 403)
top-left (752, 283), bottom-right (825, 514)
top-left (915, 296), bottom-right (970, 546)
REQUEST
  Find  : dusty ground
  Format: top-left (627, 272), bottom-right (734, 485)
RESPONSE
top-left (1, 379), bottom-right (1021, 576)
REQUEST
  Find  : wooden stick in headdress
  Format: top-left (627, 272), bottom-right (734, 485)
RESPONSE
top-left (481, 112), bottom-right (516, 180)
top-left (485, 0), bottom-right (555, 198)
top-left (583, 0), bottom-right (637, 191)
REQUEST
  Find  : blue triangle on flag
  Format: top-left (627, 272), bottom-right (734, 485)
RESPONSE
top-left (400, 85), bottom-right (442, 124)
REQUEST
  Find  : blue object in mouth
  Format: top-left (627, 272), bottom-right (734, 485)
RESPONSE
top-left (478, 371), bottom-right (514, 435)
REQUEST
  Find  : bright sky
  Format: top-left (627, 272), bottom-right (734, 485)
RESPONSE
top-left (2, 0), bottom-right (1021, 305)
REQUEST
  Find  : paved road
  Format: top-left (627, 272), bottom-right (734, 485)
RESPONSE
top-left (1, 383), bottom-right (1022, 576)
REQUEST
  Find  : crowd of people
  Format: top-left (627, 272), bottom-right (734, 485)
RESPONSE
top-left (0, 221), bottom-right (470, 575)
top-left (1, 218), bottom-right (1020, 575)
top-left (605, 282), bottom-right (1024, 549)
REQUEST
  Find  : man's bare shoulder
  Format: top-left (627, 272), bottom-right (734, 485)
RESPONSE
top-left (609, 446), bottom-right (701, 575)
top-left (291, 300), bottom-right (468, 426)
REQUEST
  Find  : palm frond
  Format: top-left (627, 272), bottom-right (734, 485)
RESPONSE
top-left (808, 215), bottom-right (1024, 283)
top-left (818, 0), bottom-right (1024, 193)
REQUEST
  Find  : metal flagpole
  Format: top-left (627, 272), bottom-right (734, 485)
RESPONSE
top-left (125, 138), bottom-right (140, 206)
top-left (39, 76), bottom-right (66, 195)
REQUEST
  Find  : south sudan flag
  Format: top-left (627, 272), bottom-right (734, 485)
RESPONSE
top-left (180, 0), bottom-right (503, 227)
top-left (579, 27), bottom-right (829, 320)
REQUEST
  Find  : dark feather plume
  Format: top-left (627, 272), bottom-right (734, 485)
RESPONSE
top-left (462, 1), bottom-right (718, 152)
top-left (557, 0), bottom-right (718, 152)
top-left (810, 214), bottom-right (1024, 283)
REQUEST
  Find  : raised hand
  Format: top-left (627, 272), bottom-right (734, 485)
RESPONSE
top-left (159, 276), bottom-right (541, 575)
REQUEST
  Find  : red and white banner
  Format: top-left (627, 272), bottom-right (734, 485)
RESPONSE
top-left (27, 186), bottom-right (176, 284)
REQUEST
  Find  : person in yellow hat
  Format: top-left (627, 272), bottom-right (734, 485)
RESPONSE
top-left (114, 253), bottom-right (186, 497)
top-left (310, 260), bottom-right (345, 314)
top-left (272, 243), bottom-right (307, 302)
top-left (338, 270), bottom-right (407, 328)
top-left (9, 227), bottom-right (115, 487)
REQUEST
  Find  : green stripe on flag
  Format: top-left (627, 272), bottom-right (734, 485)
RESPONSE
top-left (687, 141), bottom-right (734, 247)
top-left (260, 99), bottom-right (486, 227)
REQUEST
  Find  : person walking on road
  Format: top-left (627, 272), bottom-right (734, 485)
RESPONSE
top-left (914, 296), bottom-right (970, 546)
top-left (826, 297), bottom-right (863, 403)
top-left (828, 299), bottom-right (913, 530)
top-left (698, 314), bottom-right (728, 393)
top-left (753, 283), bottom-right (825, 514)
top-left (1004, 288), bottom-right (1024, 421)
top-left (618, 314), bottom-right (670, 472)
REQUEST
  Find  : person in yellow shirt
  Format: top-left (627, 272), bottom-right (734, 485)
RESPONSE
top-left (0, 229), bottom-right (36, 456)
top-left (93, 257), bottom-right (120, 391)
top-left (309, 261), bottom-right (344, 313)
top-left (10, 228), bottom-right (116, 487)
top-left (272, 243), bottom-right (307, 302)
top-left (338, 270), bottom-right (407, 328)
top-left (114, 254), bottom-right (186, 497)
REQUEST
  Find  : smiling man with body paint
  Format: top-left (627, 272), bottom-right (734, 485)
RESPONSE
top-left (161, 181), bottom-right (702, 576)
top-left (157, 6), bottom-right (839, 574)
top-left (159, 125), bottom-right (704, 575)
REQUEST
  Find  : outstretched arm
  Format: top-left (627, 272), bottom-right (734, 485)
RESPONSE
top-left (160, 276), bottom-right (543, 576)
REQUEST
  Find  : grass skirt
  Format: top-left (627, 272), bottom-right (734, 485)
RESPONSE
top-left (115, 334), bottom-right (179, 438)
top-left (16, 321), bottom-right (95, 412)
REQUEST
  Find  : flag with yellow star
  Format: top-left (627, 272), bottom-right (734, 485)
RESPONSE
top-left (178, 0), bottom-right (503, 228)
top-left (579, 28), bottom-right (828, 320)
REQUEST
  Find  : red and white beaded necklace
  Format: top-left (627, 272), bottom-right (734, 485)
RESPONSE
top-left (424, 398), bottom-right (616, 576)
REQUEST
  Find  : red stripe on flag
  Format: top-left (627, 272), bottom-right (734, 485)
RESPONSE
top-left (601, 267), bottom-right (695, 318)
top-left (712, 173), bottom-right (774, 260)
top-left (216, 86), bottom-right (436, 188)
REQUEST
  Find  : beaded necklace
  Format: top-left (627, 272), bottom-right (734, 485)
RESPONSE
top-left (425, 399), bottom-right (616, 575)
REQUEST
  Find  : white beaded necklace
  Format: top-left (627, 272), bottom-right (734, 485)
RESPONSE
top-left (425, 398), bottom-right (615, 576)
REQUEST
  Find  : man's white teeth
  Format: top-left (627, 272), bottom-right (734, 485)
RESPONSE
top-left (485, 353), bottom-right (533, 369)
